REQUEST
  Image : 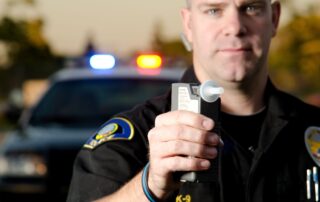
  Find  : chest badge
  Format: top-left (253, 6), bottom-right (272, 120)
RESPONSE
top-left (305, 126), bottom-right (320, 166)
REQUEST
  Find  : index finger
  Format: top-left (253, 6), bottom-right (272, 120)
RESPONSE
top-left (155, 110), bottom-right (214, 131)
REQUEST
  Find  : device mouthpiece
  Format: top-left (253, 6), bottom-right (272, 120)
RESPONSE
top-left (199, 80), bottom-right (224, 103)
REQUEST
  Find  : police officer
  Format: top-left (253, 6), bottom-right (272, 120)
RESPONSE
top-left (67, 0), bottom-right (320, 201)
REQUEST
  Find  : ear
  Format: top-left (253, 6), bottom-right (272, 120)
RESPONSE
top-left (271, 1), bottom-right (281, 37)
top-left (181, 8), bottom-right (193, 43)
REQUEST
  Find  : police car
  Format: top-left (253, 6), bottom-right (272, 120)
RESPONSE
top-left (0, 54), bottom-right (186, 202)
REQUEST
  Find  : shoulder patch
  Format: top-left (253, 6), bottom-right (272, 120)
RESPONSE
top-left (84, 117), bottom-right (134, 150)
top-left (305, 126), bottom-right (320, 166)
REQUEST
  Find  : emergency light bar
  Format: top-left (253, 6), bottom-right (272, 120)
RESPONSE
top-left (89, 54), bottom-right (116, 70)
top-left (136, 54), bottom-right (162, 69)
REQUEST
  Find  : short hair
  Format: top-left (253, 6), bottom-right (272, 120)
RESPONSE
top-left (186, 0), bottom-right (191, 8)
top-left (186, 0), bottom-right (274, 8)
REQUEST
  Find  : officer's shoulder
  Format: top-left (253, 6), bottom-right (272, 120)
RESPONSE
top-left (280, 91), bottom-right (320, 114)
top-left (83, 92), bottom-right (171, 150)
top-left (292, 95), bottom-right (320, 113)
top-left (124, 90), bottom-right (171, 121)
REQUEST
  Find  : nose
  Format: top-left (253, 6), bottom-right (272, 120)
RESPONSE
top-left (223, 8), bottom-right (247, 37)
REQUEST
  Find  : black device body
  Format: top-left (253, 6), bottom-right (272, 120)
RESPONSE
top-left (171, 83), bottom-right (222, 185)
top-left (178, 98), bottom-right (221, 184)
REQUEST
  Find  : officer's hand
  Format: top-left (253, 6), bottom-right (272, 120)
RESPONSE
top-left (147, 110), bottom-right (222, 199)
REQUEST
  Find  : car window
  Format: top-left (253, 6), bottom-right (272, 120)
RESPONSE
top-left (29, 78), bottom-right (172, 128)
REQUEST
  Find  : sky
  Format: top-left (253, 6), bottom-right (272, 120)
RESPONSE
top-left (37, 0), bottom-right (185, 56)
top-left (0, 0), bottom-right (318, 57)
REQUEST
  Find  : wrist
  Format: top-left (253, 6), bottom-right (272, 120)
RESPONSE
top-left (142, 162), bottom-right (161, 202)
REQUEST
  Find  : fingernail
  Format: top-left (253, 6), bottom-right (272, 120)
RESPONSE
top-left (202, 119), bottom-right (213, 129)
top-left (219, 138), bottom-right (224, 147)
top-left (200, 160), bottom-right (210, 168)
top-left (208, 135), bottom-right (216, 144)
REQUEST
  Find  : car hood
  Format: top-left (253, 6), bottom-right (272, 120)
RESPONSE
top-left (1, 125), bottom-right (97, 152)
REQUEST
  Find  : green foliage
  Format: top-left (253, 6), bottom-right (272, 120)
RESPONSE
top-left (7, 0), bottom-right (35, 7)
top-left (0, 12), bottom-right (62, 98)
top-left (150, 10), bottom-right (320, 105)
top-left (150, 21), bottom-right (192, 67)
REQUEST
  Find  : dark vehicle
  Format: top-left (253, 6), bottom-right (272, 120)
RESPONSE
top-left (0, 59), bottom-right (186, 201)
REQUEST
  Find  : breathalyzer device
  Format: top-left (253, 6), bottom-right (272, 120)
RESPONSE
top-left (171, 80), bottom-right (224, 183)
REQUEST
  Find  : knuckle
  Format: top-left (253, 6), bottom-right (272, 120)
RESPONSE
top-left (193, 116), bottom-right (202, 126)
top-left (147, 128), bottom-right (156, 141)
top-left (208, 147), bottom-right (218, 158)
top-left (165, 157), bottom-right (181, 172)
top-left (154, 115), bottom-right (162, 126)
top-left (174, 111), bottom-right (183, 123)
top-left (172, 140), bottom-right (183, 152)
top-left (195, 145), bottom-right (206, 156)
top-left (174, 125), bottom-right (184, 139)
top-left (187, 159), bottom-right (198, 169)
top-left (191, 115), bottom-right (206, 129)
top-left (213, 135), bottom-right (221, 145)
top-left (212, 149), bottom-right (218, 158)
top-left (210, 134), bottom-right (220, 146)
top-left (171, 158), bottom-right (181, 169)
top-left (196, 130), bottom-right (207, 142)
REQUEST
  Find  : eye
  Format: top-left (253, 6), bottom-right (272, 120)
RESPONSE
top-left (244, 4), bottom-right (264, 16)
top-left (206, 8), bottom-right (222, 16)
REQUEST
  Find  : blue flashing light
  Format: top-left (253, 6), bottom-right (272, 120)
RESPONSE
top-left (89, 54), bottom-right (116, 70)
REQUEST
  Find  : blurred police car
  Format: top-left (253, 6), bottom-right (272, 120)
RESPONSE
top-left (0, 54), bottom-right (186, 202)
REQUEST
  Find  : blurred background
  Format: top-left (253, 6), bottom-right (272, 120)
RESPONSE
top-left (0, 0), bottom-right (319, 129)
top-left (0, 0), bottom-right (319, 201)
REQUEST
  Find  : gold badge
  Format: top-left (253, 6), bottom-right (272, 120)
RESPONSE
top-left (305, 126), bottom-right (320, 166)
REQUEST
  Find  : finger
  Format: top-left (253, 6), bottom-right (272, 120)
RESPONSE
top-left (155, 110), bottom-right (214, 130)
top-left (148, 125), bottom-right (220, 146)
top-left (162, 156), bottom-right (211, 172)
top-left (151, 140), bottom-right (218, 159)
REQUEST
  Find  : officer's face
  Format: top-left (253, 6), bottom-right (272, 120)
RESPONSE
top-left (181, 0), bottom-right (281, 85)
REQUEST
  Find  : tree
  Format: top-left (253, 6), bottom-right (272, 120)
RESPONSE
top-left (150, 21), bottom-right (192, 68)
top-left (0, 0), bottom-right (62, 98)
top-left (269, 10), bottom-right (320, 97)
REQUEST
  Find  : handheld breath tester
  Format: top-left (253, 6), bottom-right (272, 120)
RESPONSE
top-left (171, 80), bottom-right (224, 183)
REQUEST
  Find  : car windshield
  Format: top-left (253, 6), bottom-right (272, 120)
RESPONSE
top-left (29, 78), bottom-right (172, 127)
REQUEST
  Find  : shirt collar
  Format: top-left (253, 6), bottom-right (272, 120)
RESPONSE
top-left (180, 68), bottom-right (297, 118)
top-left (180, 68), bottom-right (199, 83)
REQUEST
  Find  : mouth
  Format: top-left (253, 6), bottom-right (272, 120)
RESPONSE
top-left (219, 47), bottom-right (252, 53)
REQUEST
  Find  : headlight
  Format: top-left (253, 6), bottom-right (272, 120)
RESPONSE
top-left (0, 154), bottom-right (47, 177)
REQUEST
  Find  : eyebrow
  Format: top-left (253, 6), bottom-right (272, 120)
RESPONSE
top-left (243, 0), bottom-right (267, 4)
top-left (197, 1), bottom-right (227, 10)
top-left (197, 0), bottom-right (267, 10)
top-left (240, 0), bottom-right (268, 8)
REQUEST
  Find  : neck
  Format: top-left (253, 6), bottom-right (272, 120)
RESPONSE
top-left (220, 76), bottom-right (268, 115)
top-left (193, 63), bottom-right (269, 115)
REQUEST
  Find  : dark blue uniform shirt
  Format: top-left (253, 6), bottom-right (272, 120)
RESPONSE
top-left (67, 68), bottom-right (320, 202)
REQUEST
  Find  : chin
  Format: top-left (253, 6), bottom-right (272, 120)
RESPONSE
top-left (219, 68), bottom-right (246, 82)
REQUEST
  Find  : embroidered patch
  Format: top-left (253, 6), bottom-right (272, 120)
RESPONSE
top-left (176, 194), bottom-right (191, 202)
top-left (305, 126), bottom-right (320, 166)
top-left (84, 117), bottom-right (134, 150)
